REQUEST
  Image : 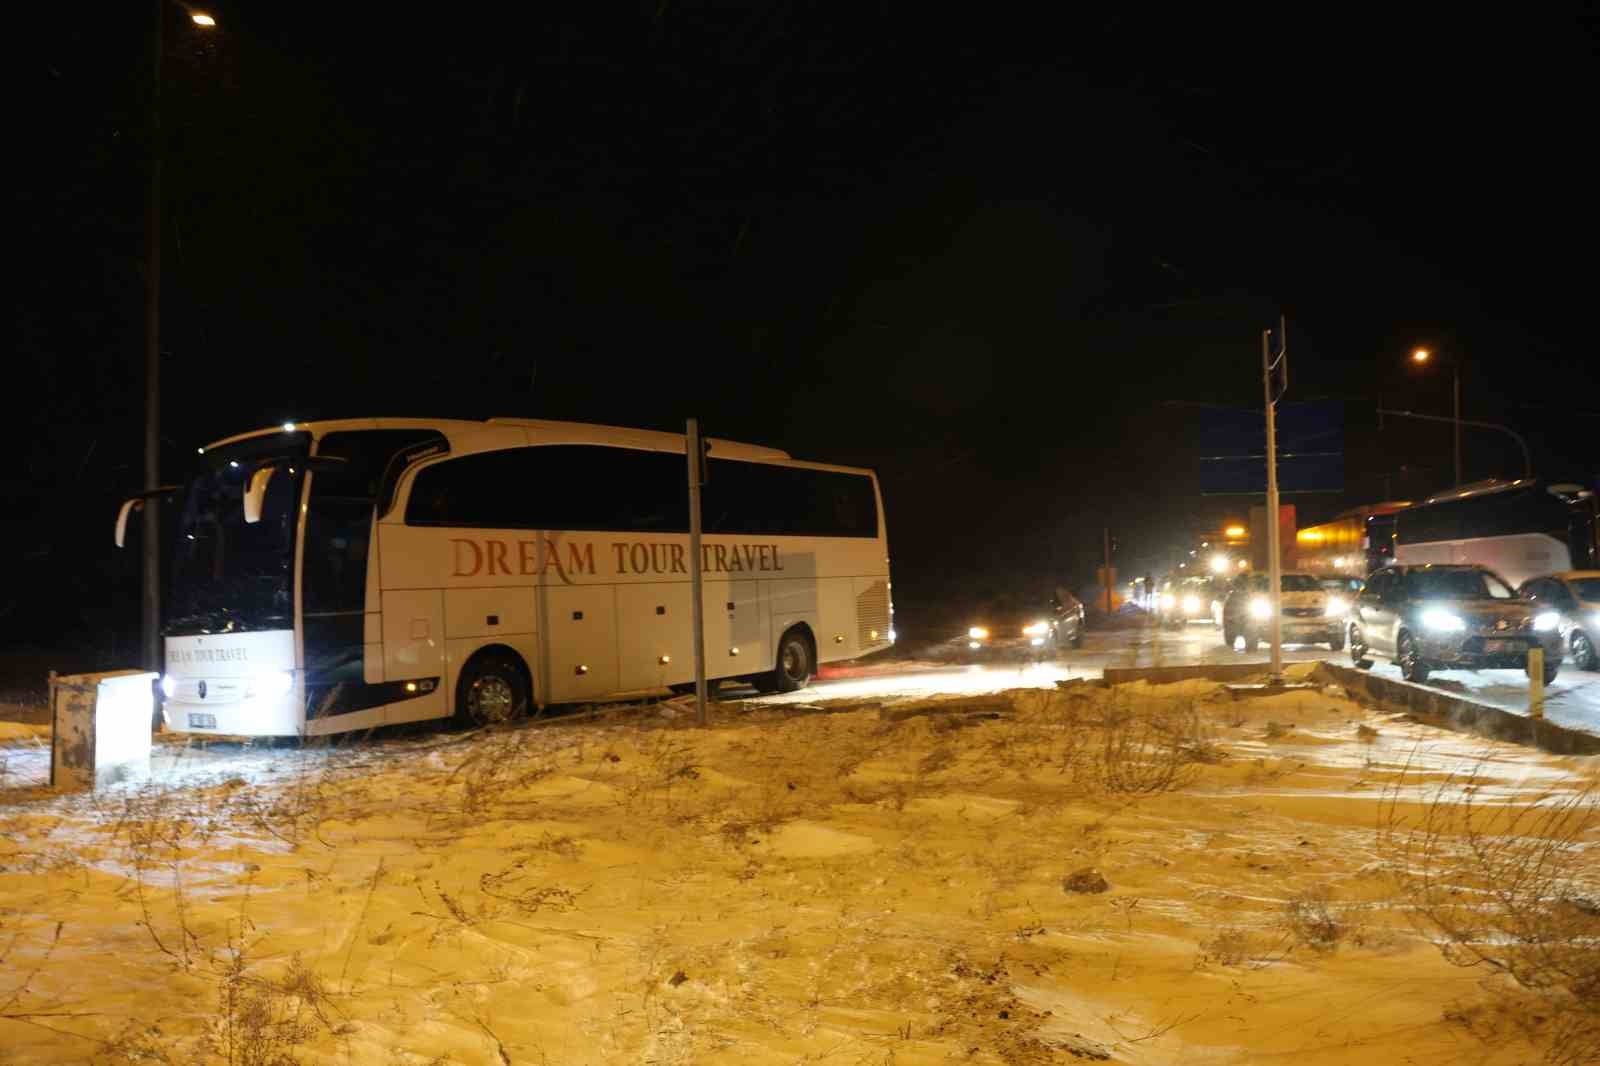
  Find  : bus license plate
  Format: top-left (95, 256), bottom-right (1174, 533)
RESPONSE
top-left (188, 713), bottom-right (217, 729)
top-left (1482, 640), bottom-right (1512, 654)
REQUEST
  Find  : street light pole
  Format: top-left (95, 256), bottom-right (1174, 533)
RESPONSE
top-left (142, 3), bottom-right (215, 673)
top-left (142, 0), bottom-right (164, 673)
top-left (1411, 348), bottom-right (1462, 487)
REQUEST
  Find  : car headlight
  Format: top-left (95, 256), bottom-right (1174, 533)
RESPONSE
top-left (1421, 608), bottom-right (1465, 633)
top-left (1248, 597), bottom-right (1271, 621)
top-left (252, 670), bottom-right (295, 698)
top-left (1181, 595), bottom-right (1201, 613)
top-left (1160, 594), bottom-right (1176, 609)
top-left (1534, 611), bottom-right (1560, 632)
top-left (159, 675), bottom-right (177, 700)
top-left (1324, 597), bottom-right (1347, 617)
top-left (1022, 621), bottom-right (1051, 637)
top-left (968, 626), bottom-right (989, 641)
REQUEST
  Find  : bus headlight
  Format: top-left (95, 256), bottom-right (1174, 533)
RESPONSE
top-left (1534, 611), bottom-right (1560, 632)
top-left (159, 675), bottom-right (177, 701)
top-left (968, 626), bottom-right (989, 641)
top-left (253, 670), bottom-right (295, 698)
top-left (1181, 595), bottom-right (1201, 613)
top-left (1248, 597), bottom-right (1271, 621)
top-left (1022, 621), bottom-right (1050, 637)
top-left (1325, 597), bottom-right (1347, 617)
top-left (1160, 594), bottom-right (1176, 609)
top-left (1421, 608), bottom-right (1465, 633)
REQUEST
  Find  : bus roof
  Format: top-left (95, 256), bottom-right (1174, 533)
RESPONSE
top-left (201, 417), bottom-right (796, 465)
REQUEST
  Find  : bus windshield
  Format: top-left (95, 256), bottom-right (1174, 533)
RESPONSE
top-left (166, 435), bottom-right (308, 635)
top-left (1407, 568), bottom-right (1515, 600)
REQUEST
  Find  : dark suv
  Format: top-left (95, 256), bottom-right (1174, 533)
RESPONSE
top-left (1348, 564), bottom-right (1563, 684)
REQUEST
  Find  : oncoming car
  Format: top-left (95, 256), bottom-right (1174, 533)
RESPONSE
top-left (960, 591), bottom-right (1084, 656)
top-left (1518, 571), bottom-right (1600, 671)
top-left (1159, 578), bottom-right (1216, 628)
top-left (1219, 572), bottom-right (1345, 651)
top-left (1350, 564), bottom-right (1563, 685)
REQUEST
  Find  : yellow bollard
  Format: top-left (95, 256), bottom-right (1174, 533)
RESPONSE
top-left (1528, 647), bottom-right (1545, 719)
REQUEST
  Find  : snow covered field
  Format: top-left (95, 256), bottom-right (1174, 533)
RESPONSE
top-left (2, 673), bottom-right (1597, 1064)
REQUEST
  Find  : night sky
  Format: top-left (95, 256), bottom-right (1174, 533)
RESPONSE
top-left (10, 3), bottom-right (1599, 647)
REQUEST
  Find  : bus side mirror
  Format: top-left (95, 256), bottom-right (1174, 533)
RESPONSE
top-left (244, 466), bottom-right (276, 524)
top-left (114, 498), bottom-right (142, 548)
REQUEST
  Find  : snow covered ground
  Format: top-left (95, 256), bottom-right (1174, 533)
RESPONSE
top-left (2, 674), bottom-right (1593, 1063)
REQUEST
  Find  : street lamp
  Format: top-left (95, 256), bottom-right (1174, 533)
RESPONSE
top-left (143, 1), bottom-right (217, 671)
top-left (1410, 347), bottom-right (1461, 487)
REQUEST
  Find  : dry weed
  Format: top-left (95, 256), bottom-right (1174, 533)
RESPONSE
top-left (1081, 696), bottom-right (1206, 796)
top-left (1382, 762), bottom-right (1600, 1064)
top-left (1283, 885), bottom-right (1342, 952)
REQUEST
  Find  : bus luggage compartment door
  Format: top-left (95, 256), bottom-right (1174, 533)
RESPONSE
top-left (541, 585), bottom-right (619, 701)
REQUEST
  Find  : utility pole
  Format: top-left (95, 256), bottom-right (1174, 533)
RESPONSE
top-left (1102, 527), bottom-right (1115, 617)
top-left (1262, 318), bottom-right (1288, 682)
top-left (686, 419), bottom-right (708, 727)
top-left (143, 0), bottom-right (165, 674)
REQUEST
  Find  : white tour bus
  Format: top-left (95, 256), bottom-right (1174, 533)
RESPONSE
top-left (1389, 478), bottom-right (1597, 588)
top-left (117, 418), bottom-right (894, 736)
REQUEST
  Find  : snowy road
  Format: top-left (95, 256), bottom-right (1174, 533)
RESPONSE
top-left (766, 618), bottom-right (1600, 736)
top-left (6, 619), bottom-right (1600, 796)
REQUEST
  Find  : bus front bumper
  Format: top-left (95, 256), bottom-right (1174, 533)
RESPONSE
top-left (160, 682), bottom-right (305, 737)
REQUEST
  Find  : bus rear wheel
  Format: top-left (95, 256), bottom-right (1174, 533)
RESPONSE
top-left (755, 629), bottom-right (813, 694)
top-left (456, 651), bottom-right (529, 727)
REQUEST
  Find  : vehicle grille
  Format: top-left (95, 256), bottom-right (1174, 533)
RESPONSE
top-left (1284, 607), bottom-right (1322, 618)
top-left (856, 581), bottom-right (890, 647)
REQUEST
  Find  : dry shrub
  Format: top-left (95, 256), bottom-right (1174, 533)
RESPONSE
top-left (451, 732), bottom-right (557, 814)
top-left (1081, 696), bottom-right (1206, 796)
top-left (1284, 885), bottom-right (1342, 952)
top-left (212, 945), bottom-right (337, 1066)
top-left (1383, 764), bottom-right (1600, 1064)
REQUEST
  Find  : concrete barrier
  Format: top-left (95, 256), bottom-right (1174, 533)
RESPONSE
top-left (1316, 662), bottom-right (1600, 757)
top-left (1095, 660), bottom-right (1600, 756)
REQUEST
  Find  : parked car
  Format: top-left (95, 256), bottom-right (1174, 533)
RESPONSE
top-left (1158, 578), bottom-right (1217, 628)
top-left (1349, 564), bottom-right (1562, 684)
top-left (959, 589), bottom-right (1084, 656)
top-left (1518, 571), bottom-right (1600, 671)
top-left (1220, 572), bottom-right (1344, 651)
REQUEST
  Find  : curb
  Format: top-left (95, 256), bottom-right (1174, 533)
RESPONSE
top-left (1102, 663), bottom-right (1280, 685)
top-left (1315, 662), bottom-right (1600, 757)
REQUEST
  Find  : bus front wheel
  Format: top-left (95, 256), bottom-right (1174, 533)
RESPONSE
top-left (756, 629), bottom-right (813, 694)
top-left (456, 651), bottom-right (529, 727)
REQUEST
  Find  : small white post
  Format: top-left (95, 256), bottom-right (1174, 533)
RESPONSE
top-left (1529, 647), bottom-right (1545, 719)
